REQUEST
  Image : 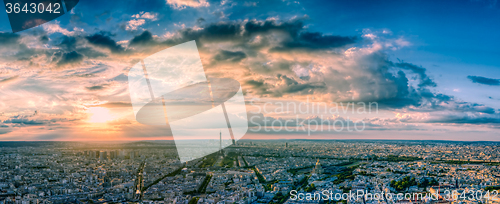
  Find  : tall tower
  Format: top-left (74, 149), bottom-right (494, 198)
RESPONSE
top-left (219, 131), bottom-right (222, 154)
top-left (312, 159), bottom-right (324, 174)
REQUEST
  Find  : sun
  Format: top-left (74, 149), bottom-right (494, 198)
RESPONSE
top-left (87, 107), bottom-right (114, 123)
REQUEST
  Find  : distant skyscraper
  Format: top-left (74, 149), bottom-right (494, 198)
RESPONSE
top-left (285, 142), bottom-right (288, 148)
top-left (95, 151), bottom-right (99, 159)
top-left (110, 151), bottom-right (115, 159)
top-left (99, 151), bottom-right (107, 160)
top-left (219, 131), bottom-right (222, 154)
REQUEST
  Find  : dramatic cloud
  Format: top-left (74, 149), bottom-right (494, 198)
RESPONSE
top-left (166, 0), bottom-right (209, 9)
top-left (86, 84), bottom-right (109, 91)
top-left (0, 76), bottom-right (19, 84)
top-left (0, 7), bottom-right (498, 140)
top-left (57, 51), bottom-right (85, 66)
top-left (424, 113), bottom-right (500, 124)
top-left (0, 32), bottom-right (21, 45)
top-left (394, 62), bottom-right (436, 88)
top-left (126, 19), bottom-right (146, 31)
top-left (131, 12), bottom-right (159, 21)
top-left (129, 31), bottom-right (154, 46)
top-left (119, 19), bottom-right (495, 116)
top-left (2, 114), bottom-right (51, 126)
top-left (85, 33), bottom-right (125, 53)
top-left (42, 21), bottom-right (82, 35)
top-left (467, 75), bottom-right (500, 86)
top-left (213, 50), bottom-right (246, 62)
top-left (271, 31), bottom-right (357, 51)
top-left (127, 12), bottom-right (159, 31)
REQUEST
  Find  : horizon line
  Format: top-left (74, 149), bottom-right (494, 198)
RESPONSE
top-left (1, 139), bottom-right (500, 143)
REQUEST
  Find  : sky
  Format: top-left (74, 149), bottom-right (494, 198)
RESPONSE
top-left (0, 0), bottom-right (499, 141)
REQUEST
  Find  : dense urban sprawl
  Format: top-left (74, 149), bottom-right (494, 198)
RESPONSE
top-left (0, 140), bottom-right (499, 204)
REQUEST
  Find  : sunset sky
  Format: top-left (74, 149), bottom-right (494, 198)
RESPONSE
top-left (0, 0), bottom-right (499, 141)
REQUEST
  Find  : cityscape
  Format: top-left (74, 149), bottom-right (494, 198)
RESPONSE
top-left (1, 140), bottom-right (499, 203)
top-left (0, 0), bottom-right (499, 204)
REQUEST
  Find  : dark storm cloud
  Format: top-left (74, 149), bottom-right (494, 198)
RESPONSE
top-left (58, 36), bottom-right (78, 50)
top-left (13, 47), bottom-right (45, 62)
top-left (129, 30), bottom-right (154, 46)
top-left (467, 75), bottom-right (500, 86)
top-left (244, 79), bottom-right (272, 95)
top-left (0, 32), bottom-right (21, 45)
top-left (0, 32), bottom-right (109, 69)
top-left (245, 79), bottom-right (265, 88)
top-left (245, 20), bottom-right (356, 50)
top-left (1, 114), bottom-right (72, 129)
top-left (129, 18), bottom-right (356, 51)
top-left (57, 51), bottom-right (84, 66)
top-left (0, 33), bottom-right (48, 62)
top-left (3, 117), bottom-right (45, 125)
top-left (39, 35), bottom-right (49, 43)
top-left (312, 53), bottom-right (445, 109)
top-left (112, 73), bottom-right (129, 82)
top-left (453, 103), bottom-right (496, 114)
top-left (180, 22), bottom-right (243, 42)
top-left (394, 62), bottom-right (437, 87)
top-left (274, 74), bottom-right (326, 97)
top-left (0, 32), bottom-right (111, 69)
top-left (85, 32), bottom-right (125, 53)
top-left (138, 19), bottom-right (446, 110)
top-left (0, 76), bottom-right (19, 84)
top-left (86, 84), bottom-right (109, 91)
top-left (334, 56), bottom-right (455, 110)
top-left (56, 36), bottom-right (99, 57)
top-left (425, 114), bottom-right (500, 124)
top-left (135, 20), bottom-right (445, 110)
top-left (273, 32), bottom-right (356, 51)
top-left (213, 50), bottom-right (246, 62)
top-left (242, 19), bottom-right (304, 37)
top-left (374, 70), bottom-right (421, 109)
